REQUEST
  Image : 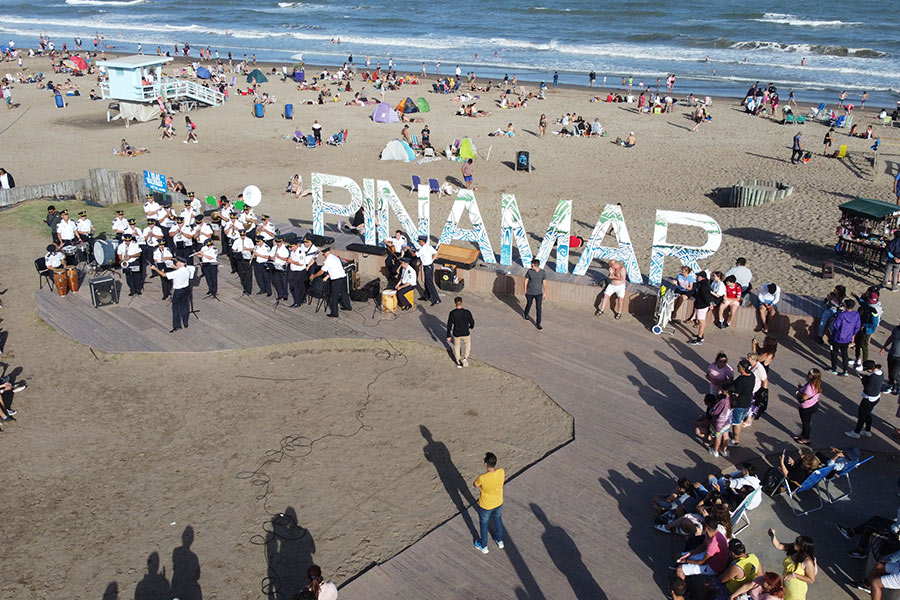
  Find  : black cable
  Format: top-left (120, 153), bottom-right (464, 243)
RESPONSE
top-left (236, 299), bottom-right (408, 595)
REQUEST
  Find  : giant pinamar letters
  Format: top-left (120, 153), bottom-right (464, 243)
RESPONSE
top-left (310, 173), bottom-right (721, 286)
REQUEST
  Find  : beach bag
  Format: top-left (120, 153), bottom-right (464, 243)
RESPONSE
top-left (761, 467), bottom-right (784, 497)
top-left (751, 388), bottom-right (769, 420)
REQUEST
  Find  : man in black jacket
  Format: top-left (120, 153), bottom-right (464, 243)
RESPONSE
top-left (0, 168), bottom-right (14, 189)
top-left (689, 271), bottom-right (715, 346)
top-left (446, 296), bottom-right (475, 368)
top-left (45, 205), bottom-right (61, 242)
top-left (883, 231), bottom-right (900, 292)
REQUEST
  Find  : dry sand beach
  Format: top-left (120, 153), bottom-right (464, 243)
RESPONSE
top-left (1, 52), bottom-right (900, 600)
top-left (1, 54), bottom-right (898, 296)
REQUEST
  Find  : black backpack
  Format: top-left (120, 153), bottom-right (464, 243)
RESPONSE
top-left (761, 467), bottom-right (785, 496)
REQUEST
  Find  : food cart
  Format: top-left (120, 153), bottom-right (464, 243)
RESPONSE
top-left (835, 197), bottom-right (900, 275)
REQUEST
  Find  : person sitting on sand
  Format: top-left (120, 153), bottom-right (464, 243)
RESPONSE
top-left (283, 174), bottom-right (301, 196)
top-left (624, 131), bottom-right (636, 147)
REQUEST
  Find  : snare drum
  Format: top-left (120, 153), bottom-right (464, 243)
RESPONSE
top-left (93, 239), bottom-right (118, 266)
top-left (381, 289), bottom-right (397, 313)
top-left (52, 268), bottom-right (69, 296)
top-left (65, 265), bottom-right (80, 292)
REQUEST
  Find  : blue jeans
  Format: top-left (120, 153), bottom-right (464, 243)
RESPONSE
top-left (818, 307), bottom-right (836, 338)
top-left (478, 504), bottom-right (503, 546)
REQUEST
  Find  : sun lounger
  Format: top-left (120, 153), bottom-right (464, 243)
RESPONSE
top-left (409, 175), bottom-right (421, 196)
top-left (825, 455), bottom-right (872, 503)
top-left (780, 464), bottom-right (835, 516)
top-left (730, 488), bottom-right (759, 535)
top-left (428, 178), bottom-right (441, 194)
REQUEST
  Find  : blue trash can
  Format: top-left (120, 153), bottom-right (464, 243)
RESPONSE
top-left (284, 103), bottom-right (293, 119)
top-left (54, 94), bottom-right (64, 108)
top-left (254, 103), bottom-right (264, 118)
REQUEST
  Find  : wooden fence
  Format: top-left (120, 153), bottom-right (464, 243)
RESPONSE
top-left (0, 169), bottom-right (148, 209)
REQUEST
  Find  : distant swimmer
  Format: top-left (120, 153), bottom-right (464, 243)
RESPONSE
top-left (801, 57), bottom-right (807, 66)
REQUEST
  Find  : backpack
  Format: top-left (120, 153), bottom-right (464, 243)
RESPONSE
top-left (751, 388), bottom-right (769, 419)
top-left (761, 467), bottom-right (785, 497)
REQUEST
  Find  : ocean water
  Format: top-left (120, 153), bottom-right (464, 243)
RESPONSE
top-left (0, 0), bottom-right (898, 106)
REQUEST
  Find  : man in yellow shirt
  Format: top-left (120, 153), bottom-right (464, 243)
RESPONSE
top-left (473, 452), bottom-right (505, 554)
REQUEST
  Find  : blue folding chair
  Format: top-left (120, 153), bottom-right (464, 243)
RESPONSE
top-left (408, 175), bottom-right (421, 197)
top-left (428, 178), bottom-right (441, 195)
top-left (730, 488), bottom-right (759, 535)
top-left (781, 464), bottom-right (835, 516)
top-left (305, 134), bottom-right (317, 149)
top-left (826, 455), bottom-right (873, 503)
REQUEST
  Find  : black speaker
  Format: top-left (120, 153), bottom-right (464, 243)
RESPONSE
top-left (89, 276), bottom-right (119, 308)
top-left (346, 243), bottom-right (387, 256)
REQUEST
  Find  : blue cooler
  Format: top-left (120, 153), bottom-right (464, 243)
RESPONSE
top-left (254, 103), bottom-right (264, 118)
top-left (54, 94), bottom-right (64, 108)
top-left (284, 103), bottom-right (293, 119)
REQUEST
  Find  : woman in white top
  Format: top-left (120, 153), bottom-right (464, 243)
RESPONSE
top-left (305, 565), bottom-right (338, 600)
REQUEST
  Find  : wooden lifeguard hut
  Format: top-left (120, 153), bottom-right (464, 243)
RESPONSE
top-left (98, 54), bottom-right (224, 123)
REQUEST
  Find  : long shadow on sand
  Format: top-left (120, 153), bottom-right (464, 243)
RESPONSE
top-left (420, 425), bottom-right (479, 540)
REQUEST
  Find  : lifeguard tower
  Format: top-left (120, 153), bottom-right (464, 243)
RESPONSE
top-left (98, 54), bottom-right (224, 123)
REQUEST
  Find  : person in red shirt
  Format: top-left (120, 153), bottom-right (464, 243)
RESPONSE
top-left (717, 274), bottom-right (742, 329)
top-left (675, 515), bottom-right (730, 579)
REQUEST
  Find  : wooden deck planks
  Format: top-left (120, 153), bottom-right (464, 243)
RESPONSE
top-left (33, 262), bottom-right (897, 600)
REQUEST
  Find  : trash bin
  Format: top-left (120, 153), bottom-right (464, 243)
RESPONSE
top-left (284, 103), bottom-right (293, 119)
top-left (54, 94), bottom-right (64, 108)
top-left (293, 71), bottom-right (305, 83)
top-left (254, 103), bottom-right (264, 118)
top-left (516, 150), bottom-right (530, 172)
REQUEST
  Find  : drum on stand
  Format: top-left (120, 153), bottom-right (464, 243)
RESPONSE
top-left (65, 265), bottom-right (80, 292)
top-left (381, 289), bottom-right (397, 313)
top-left (52, 268), bottom-right (69, 296)
top-left (93, 239), bottom-right (118, 267)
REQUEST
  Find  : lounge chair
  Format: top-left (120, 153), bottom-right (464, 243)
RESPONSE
top-left (409, 175), bottom-right (421, 197)
top-left (428, 178), bottom-right (441, 194)
top-left (831, 115), bottom-right (846, 128)
top-left (842, 114), bottom-right (853, 129)
top-left (780, 464), bottom-right (835, 516)
top-left (825, 455), bottom-right (873, 503)
top-left (305, 134), bottom-right (317, 149)
top-left (730, 488), bottom-right (759, 535)
top-left (451, 81), bottom-right (461, 92)
top-left (784, 114), bottom-right (797, 125)
top-left (808, 102), bottom-right (826, 119)
top-left (326, 131), bottom-right (343, 146)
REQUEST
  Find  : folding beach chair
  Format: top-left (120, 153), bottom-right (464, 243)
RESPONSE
top-left (408, 175), bottom-right (421, 197)
top-left (305, 134), bottom-right (317, 149)
top-left (652, 285), bottom-right (676, 335)
top-left (808, 102), bottom-right (826, 119)
top-left (785, 114), bottom-right (796, 125)
top-left (326, 131), bottom-right (343, 146)
top-left (842, 114), bottom-right (853, 129)
top-left (825, 455), bottom-right (873, 503)
top-left (730, 488), bottom-right (759, 536)
top-left (832, 115), bottom-right (846, 128)
top-left (428, 178), bottom-right (441, 195)
top-left (780, 464), bottom-right (835, 516)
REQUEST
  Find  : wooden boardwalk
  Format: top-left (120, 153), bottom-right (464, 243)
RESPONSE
top-left (35, 260), bottom-right (898, 599)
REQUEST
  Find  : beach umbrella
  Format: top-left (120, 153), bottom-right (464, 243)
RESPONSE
top-left (196, 66), bottom-right (211, 79)
top-left (459, 138), bottom-right (477, 160)
top-left (246, 68), bottom-right (268, 84)
top-left (69, 55), bottom-right (88, 71)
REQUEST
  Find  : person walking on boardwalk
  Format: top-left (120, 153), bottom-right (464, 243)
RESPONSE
top-left (473, 452), bottom-right (505, 554)
top-left (523, 259), bottom-right (546, 330)
top-left (446, 296), bottom-right (475, 368)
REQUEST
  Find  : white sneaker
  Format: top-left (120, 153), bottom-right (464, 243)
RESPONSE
top-left (721, 449), bottom-right (729, 457)
top-left (456, 362), bottom-right (462, 369)
top-left (497, 541), bottom-right (504, 549)
top-left (708, 448), bottom-right (719, 457)
top-left (860, 430), bottom-right (873, 437)
top-left (182, 140), bottom-right (188, 144)
top-left (844, 431), bottom-right (861, 439)
top-left (855, 362), bottom-right (864, 372)
top-left (462, 358), bottom-right (469, 367)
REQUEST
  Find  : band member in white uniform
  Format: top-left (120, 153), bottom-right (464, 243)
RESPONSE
top-left (117, 233), bottom-right (143, 296)
top-left (269, 237), bottom-right (290, 301)
top-left (385, 229), bottom-right (408, 281)
top-left (112, 210), bottom-right (129, 240)
top-left (142, 218), bottom-right (164, 266)
top-left (218, 197), bottom-right (234, 255)
top-left (396, 257), bottom-right (419, 311)
top-left (313, 247), bottom-right (351, 318)
top-left (239, 206), bottom-right (258, 238)
top-left (287, 238), bottom-right (318, 307)
top-left (252, 236), bottom-right (273, 296)
top-left (232, 230), bottom-right (254, 295)
top-left (224, 214), bottom-right (244, 273)
top-left (44, 244), bottom-right (65, 268)
top-left (179, 200), bottom-right (196, 227)
top-left (414, 235), bottom-right (440, 306)
top-left (122, 218), bottom-right (141, 241)
top-left (151, 256), bottom-right (196, 332)
top-left (143, 193), bottom-right (164, 222)
top-left (152, 240), bottom-right (175, 299)
top-left (198, 239), bottom-right (219, 297)
top-left (188, 191), bottom-right (202, 215)
top-left (75, 210), bottom-right (94, 248)
top-left (195, 216), bottom-right (214, 246)
top-left (55, 210), bottom-right (77, 246)
top-left (257, 215), bottom-right (276, 245)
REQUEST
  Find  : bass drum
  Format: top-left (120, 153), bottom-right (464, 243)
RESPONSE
top-left (93, 239), bottom-right (118, 266)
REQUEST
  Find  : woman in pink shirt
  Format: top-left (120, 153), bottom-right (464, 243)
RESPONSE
top-left (794, 369), bottom-right (821, 444)
top-left (706, 352), bottom-right (734, 394)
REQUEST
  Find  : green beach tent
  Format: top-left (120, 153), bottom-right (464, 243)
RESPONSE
top-left (416, 97), bottom-right (430, 113)
top-left (246, 69), bottom-right (268, 84)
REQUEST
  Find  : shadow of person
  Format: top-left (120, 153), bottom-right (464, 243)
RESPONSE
top-left (264, 507), bottom-right (315, 600)
top-left (101, 581), bottom-right (118, 600)
top-left (504, 533), bottom-right (547, 600)
top-left (171, 525), bottom-right (202, 600)
top-left (133, 551), bottom-right (171, 600)
top-left (530, 503), bottom-right (608, 599)
top-left (492, 271), bottom-right (521, 313)
top-left (420, 425), bottom-right (479, 540)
